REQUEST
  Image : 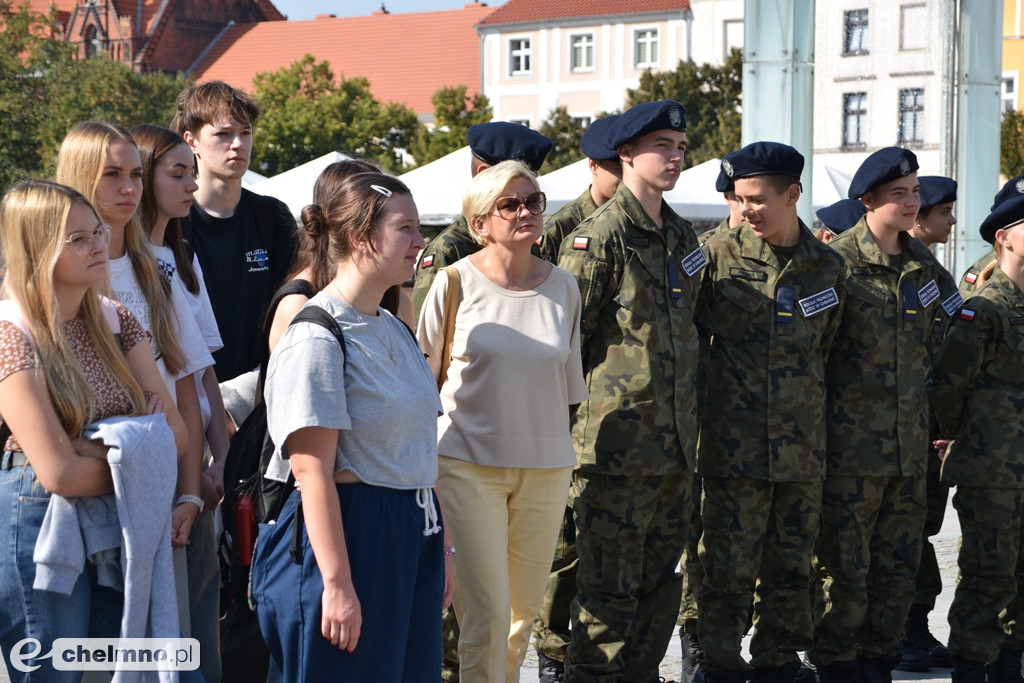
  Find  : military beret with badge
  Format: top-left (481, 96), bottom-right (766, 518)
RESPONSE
top-left (847, 147), bottom-right (919, 199)
top-left (816, 198), bottom-right (867, 236)
top-left (991, 173), bottom-right (1024, 211)
top-left (607, 100), bottom-right (687, 149)
top-left (467, 121), bottom-right (553, 172)
top-left (979, 193), bottom-right (1024, 244)
top-left (720, 141), bottom-right (804, 182)
top-left (715, 150), bottom-right (740, 193)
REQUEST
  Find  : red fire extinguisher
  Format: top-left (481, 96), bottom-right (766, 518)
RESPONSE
top-left (235, 492), bottom-right (256, 566)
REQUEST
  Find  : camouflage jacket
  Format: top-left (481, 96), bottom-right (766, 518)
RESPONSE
top-left (411, 215), bottom-right (481, 316)
top-left (697, 217), bottom-right (736, 245)
top-left (929, 266), bottom-right (1024, 488)
top-left (958, 248), bottom-right (996, 297)
top-left (539, 187), bottom-right (599, 263)
top-left (556, 183), bottom-right (703, 477)
top-left (695, 221), bottom-right (846, 482)
top-left (929, 264), bottom-right (962, 359)
top-left (825, 217), bottom-right (940, 477)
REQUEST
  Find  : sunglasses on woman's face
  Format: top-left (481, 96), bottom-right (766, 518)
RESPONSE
top-left (492, 192), bottom-right (546, 221)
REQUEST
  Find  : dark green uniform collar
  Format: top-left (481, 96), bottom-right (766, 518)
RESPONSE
top-left (846, 215), bottom-right (930, 272)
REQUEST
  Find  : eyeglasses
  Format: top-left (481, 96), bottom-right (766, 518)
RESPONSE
top-left (492, 192), bottom-right (546, 220)
top-left (64, 223), bottom-right (111, 255)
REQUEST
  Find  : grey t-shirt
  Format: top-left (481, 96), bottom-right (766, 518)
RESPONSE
top-left (264, 292), bottom-right (441, 488)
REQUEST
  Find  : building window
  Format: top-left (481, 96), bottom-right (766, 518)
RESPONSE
top-left (571, 115), bottom-right (593, 129)
top-left (508, 118), bottom-right (531, 127)
top-left (635, 28), bottom-right (659, 69)
top-left (898, 88), bottom-right (925, 145)
top-left (509, 38), bottom-right (531, 76)
top-left (843, 9), bottom-right (869, 55)
top-left (570, 33), bottom-right (594, 72)
top-left (1003, 73), bottom-right (1019, 112)
top-left (843, 92), bottom-right (867, 149)
top-left (899, 4), bottom-right (927, 51)
top-left (723, 19), bottom-right (744, 61)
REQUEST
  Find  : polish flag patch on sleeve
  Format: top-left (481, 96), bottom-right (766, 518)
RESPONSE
top-left (572, 236), bottom-right (591, 250)
top-left (421, 254), bottom-right (434, 268)
top-left (960, 309), bottom-right (975, 321)
top-left (965, 272), bottom-right (978, 284)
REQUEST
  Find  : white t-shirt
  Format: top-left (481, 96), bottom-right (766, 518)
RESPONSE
top-left (108, 253), bottom-right (214, 398)
top-left (417, 257), bottom-right (588, 469)
top-left (151, 245), bottom-right (223, 429)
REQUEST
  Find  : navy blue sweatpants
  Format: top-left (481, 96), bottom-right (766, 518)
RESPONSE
top-left (251, 484), bottom-right (443, 682)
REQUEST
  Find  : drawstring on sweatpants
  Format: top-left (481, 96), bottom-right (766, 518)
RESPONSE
top-left (416, 487), bottom-right (442, 536)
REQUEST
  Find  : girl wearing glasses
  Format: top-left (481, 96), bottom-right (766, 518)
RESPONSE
top-left (418, 160), bottom-right (588, 682)
top-left (56, 122), bottom-right (214, 631)
top-left (0, 180), bottom-right (187, 681)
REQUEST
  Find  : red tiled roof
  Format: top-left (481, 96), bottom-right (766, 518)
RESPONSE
top-left (190, 4), bottom-right (492, 116)
top-left (16, 0), bottom-right (76, 17)
top-left (479, 0), bottom-right (690, 25)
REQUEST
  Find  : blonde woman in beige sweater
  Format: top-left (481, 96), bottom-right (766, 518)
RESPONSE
top-left (418, 160), bottom-right (588, 683)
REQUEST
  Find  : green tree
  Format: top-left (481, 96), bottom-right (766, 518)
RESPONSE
top-left (408, 85), bottom-right (491, 166)
top-left (251, 54), bottom-right (421, 174)
top-left (1002, 108), bottom-right (1024, 179)
top-left (538, 106), bottom-right (587, 174)
top-left (626, 48), bottom-right (743, 166)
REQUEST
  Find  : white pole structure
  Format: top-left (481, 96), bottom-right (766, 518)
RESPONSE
top-left (948, 0), bottom-right (1003, 279)
top-left (741, 0), bottom-right (816, 224)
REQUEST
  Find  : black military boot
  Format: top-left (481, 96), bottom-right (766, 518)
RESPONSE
top-left (792, 652), bottom-right (817, 683)
top-left (894, 643), bottom-right (933, 672)
top-left (750, 661), bottom-right (802, 683)
top-left (859, 655), bottom-right (899, 683)
top-left (900, 603), bottom-right (953, 668)
top-left (680, 630), bottom-right (705, 683)
top-left (987, 648), bottom-right (1024, 683)
top-left (952, 656), bottom-right (988, 683)
top-left (817, 659), bottom-right (861, 683)
top-left (537, 652), bottom-right (565, 683)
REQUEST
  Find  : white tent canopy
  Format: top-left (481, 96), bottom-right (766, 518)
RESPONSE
top-left (241, 169), bottom-right (267, 188)
top-left (400, 146), bottom-right (473, 226)
top-left (249, 151), bottom-right (353, 217)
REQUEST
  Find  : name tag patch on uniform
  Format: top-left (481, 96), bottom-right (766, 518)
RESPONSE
top-left (572, 236), bottom-right (590, 250)
top-left (918, 279), bottom-right (940, 308)
top-left (960, 309), bottom-right (975, 321)
top-left (729, 267), bottom-right (768, 282)
top-left (797, 287), bottom-right (840, 317)
top-left (681, 246), bottom-right (707, 277)
top-left (1011, 317), bottom-right (1024, 326)
top-left (421, 254), bottom-right (434, 269)
top-left (941, 291), bottom-right (964, 317)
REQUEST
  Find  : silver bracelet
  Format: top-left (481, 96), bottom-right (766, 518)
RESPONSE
top-left (443, 546), bottom-right (455, 557)
top-left (175, 494), bottom-right (204, 513)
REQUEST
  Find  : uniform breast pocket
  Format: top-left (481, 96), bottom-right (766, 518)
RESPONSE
top-left (710, 278), bottom-right (765, 342)
top-left (999, 322), bottom-right (1024, 383)
top-left (843, 279), bottom-right (890, 347)
top-left (612, 254), bottom-right (660, 342)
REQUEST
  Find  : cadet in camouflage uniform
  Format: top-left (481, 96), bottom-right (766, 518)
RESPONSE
top-left (693, 142), bottom-right (845, 683)
top-left (532, 115), bottom-right (621, 683)
top-left (896, 176), bottom-right (961, 672)
top-left (929, 194), bottom-right (1024, 683)
top-left (812, 148), bottom-right (941, 683)
top-left (557, 100), bottom-right (702, 683)
top-left (412, 122), bottom-right (553, 318)
top-left (538, 115), bottom-right (622, 265)
top-left (958, 175), bottom-right (1024, 296)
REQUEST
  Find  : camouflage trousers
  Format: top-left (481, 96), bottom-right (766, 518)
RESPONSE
top-left (812, 474), bottom-right (926, 665)
top-left (532, 502), bottom-right (577, 662)
top-left (912, 449), bottom-right (950, 609)
top-left (565, 470), bottom-right (691, 683)
top-left (698, 477), bottom-right (822, 672)
top-left (947, 486), bottom-right (1024, 663)
top-left (678, 474), bottom-right (703, 635)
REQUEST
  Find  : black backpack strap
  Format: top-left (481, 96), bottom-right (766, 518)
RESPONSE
top-left (288, 305), bottom-right (345, 361)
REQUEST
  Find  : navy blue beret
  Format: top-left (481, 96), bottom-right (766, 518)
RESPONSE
top-left (816, 198), bottom-right (866, 235)
top-left (721, 141), bottom-right (804, 182)
top-left (847, 147), bottom-right (919, 199)
top-left (607, 100), bottom-right (686, 149)
top-left (991, 174), bottom-right (1024, 211)
top-left (580, 115), bottom-right (620, 162)
top-left (467, 121), bottom-right (553, 172)
top-left (715, 150), bottom-right (739, 193)
top-left (917, 176), bottom-right (957, 212)
top-left (980, 194), bottom-right (1024, 244)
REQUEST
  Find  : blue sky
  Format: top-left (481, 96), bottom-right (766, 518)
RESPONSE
top-left (272, 0), bottom-right (506, 20)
